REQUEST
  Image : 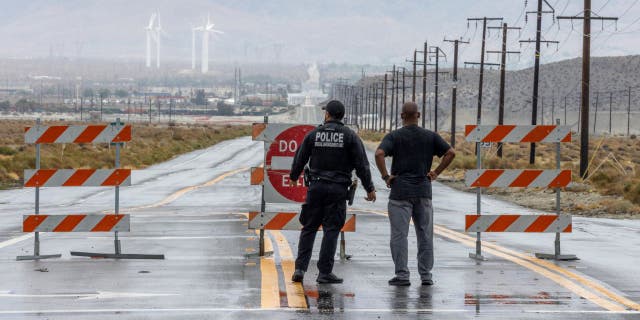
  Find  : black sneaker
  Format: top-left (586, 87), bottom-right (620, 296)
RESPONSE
top-left (316, 273), bottom-right (343, 284)
top-left (388, 277), bottom-right (411, 286)
top-left (292, 269), bottom-right (305, 282)
top-left (421, 279), bottom-right (434, 286)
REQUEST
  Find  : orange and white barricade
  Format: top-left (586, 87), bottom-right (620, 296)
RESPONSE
top-left (465, 123), bottom-right (577, 261)
top-left (18, 119), bottom-right (163, 260)
top-left (250, 117), bottom-right (355, 259)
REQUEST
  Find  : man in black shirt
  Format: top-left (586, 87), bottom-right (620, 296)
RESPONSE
top-left (374, 102), bottom-right (455, 286)
top-left (289, 100), bottom-right (376, 284)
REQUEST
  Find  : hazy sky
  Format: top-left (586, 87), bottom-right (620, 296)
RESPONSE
top-left (0, 0), bottom-right (638, 69)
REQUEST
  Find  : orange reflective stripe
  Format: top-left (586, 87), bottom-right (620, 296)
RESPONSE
top-left (465, 215), bottom-right (480, 230)
top-left (252, 123), bottom-right (266, 140)
top-left (100, 169), bottom-right (131, 186)
top-left (36, 126), bottom-right (67, 143)
top-left (548, 170), bottom-right (572, 188)
top-left (74, 125), bottom-right (106, 143)
top-left (264, 213), bottom-right (296, 230)
top-left (250, 167), bottom-right (264, 185)
top-left (113, 125), bottom-right (132, 142)
top-left (561, 132), bottom-right (571, 143)
top-left (563, 224), bottom-right (572, 233)
top-left (521, 125), bottom-right (554, 142)
top-left (509, 170), bottom-right (543, 187)
top-left (248, 212), bottom-right (259, 221)
top-left (472, 170), bottom-right (504, 187)
top-left (23, 215), bottom-right (48, 232)
top-left (341, 216), bottom-right (356, 232)
top-left (63, 169), bottom-right (95, 186)
top-left (53, 215), bottom-right (86, 232)
top-left (465, 125), bottom-right (477, 137)
top-left (483, 125), bottom-right (515, 142)
top-left (91, 215), bottom-right (124, 232)
top-left (525, 215), bottom-right (556, 232)
top-left (24, 169), bottom-right (57, 187)
top-left (486, 215), bottom-right (519, 232)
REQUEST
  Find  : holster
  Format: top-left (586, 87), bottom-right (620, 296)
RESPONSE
top-left (347, 180), bottom-right (358, 206)
top-left (303, 165), bottom-right (311, 187)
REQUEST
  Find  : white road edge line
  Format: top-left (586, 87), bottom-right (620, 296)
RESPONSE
top-left (0, 234), bottom-right (33, 249)
top-left (0, 308), bottom-right (637, 315)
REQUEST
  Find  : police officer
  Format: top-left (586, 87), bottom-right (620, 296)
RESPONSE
top-left (290, 100), bottom-right (376, 284)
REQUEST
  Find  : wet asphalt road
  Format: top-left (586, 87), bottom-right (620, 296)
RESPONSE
top-left (0, 105), bottom-right (638, 319)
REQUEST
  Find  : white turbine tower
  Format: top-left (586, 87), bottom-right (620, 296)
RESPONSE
top-left (191, 25), bottom-right (203, 70)
top-left (155, 11), bottom-right (162, 69)
top-left (145, 13), bottom-right (157, 68)
top-left (201, 15), bottom-right (223, 74)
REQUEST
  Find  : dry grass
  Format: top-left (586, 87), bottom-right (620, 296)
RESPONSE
top-left (359, 129), bottom-right (640, 216)
top-left (0, 120), bottom-right (250, 189)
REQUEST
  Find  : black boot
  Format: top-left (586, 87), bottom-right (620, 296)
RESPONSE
top-left (316, 273), bottom-right (343, 284)
top-left (292, 269), bottom-right (305, 282)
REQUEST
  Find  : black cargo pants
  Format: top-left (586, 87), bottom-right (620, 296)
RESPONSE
top-left (294, 180), bottom-right (348, 275)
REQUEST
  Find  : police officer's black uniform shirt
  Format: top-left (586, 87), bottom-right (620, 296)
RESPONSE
top-left (290, 120), bottom-right (375, 193)
top-left (378, 124), bottom-right (450, 200)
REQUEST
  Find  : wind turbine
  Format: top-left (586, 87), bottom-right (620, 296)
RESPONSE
top-left (201, 15), bottom-right (223, 74)
top-left (145, 13), bottom-right (157, 68)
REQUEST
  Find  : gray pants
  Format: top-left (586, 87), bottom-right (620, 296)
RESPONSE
top-left (388, 198), bottom-right (433, 281)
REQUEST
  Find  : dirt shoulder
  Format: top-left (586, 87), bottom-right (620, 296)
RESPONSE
top-left (361, 132), bottom-right (640, 220)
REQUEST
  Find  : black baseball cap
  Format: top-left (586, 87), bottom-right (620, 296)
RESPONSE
top-left (322, 100), bottom-right (345, 120)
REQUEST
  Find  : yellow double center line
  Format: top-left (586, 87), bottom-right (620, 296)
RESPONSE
top-left (257, 230), bottom-right (308, 309)
top-left (354, 208), bottom-right (639, 312)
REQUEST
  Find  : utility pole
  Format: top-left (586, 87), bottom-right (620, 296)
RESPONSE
top-left (428, 47), bottom-right (448, 132)
top-left (388, 66), bottom-right (396, 131)
top-left (628, 86), bottom-right (632, 136)
top-left (465, 17), bottom-right (503, 127)
top-left (557, 0), bottom-right (617, 177)
top-left (552, 95), bottom-right (556, 126)
top-left (412, 49), bottom-right (417, 101)
top-left (383, 74), bottom-right (389, 132)
top-left (564, 95), bottom-right (568, 126)
top-left (520, 0), bottom-right (558, 164)
top-left (609, 91), bottom-right (612, 135)
top-left (444, 38), bottom-right (469, 147)
top-left (408, 44), bottom-right (430, 128)
top-left (373, 83), bottom-right (378, 131)
top-left (593, 92), bottom-right (599, 134)
top-left (422, 41), bottom-right (428, 128)
top-left (487, 23), bottom-right (521, 157)
top-left (395, 69), bottom-right (401, 129)
top-left (378, 82), bottom-right (384, 131)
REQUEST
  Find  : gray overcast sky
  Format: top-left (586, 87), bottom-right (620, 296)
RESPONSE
top-left (0, 0), bottom-right (638, 69)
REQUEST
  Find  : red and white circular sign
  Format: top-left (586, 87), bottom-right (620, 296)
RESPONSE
top-left (265, 125), bottom-right (315, 202)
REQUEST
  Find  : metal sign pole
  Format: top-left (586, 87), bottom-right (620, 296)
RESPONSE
top-left (34, 129), bottom-right (40, 257)
top-left (17, 118), bottom-right (61, 260)
top-left (259, 115), bottom-right (268, 257)
top-left (339, 231), bottom-right (346, 260)
top-left (536, 119), bottom-right (578, 260)
top-left (114, 136), bottom-right (121, 255)
top-left (470, 141), bottom-right (485, 260)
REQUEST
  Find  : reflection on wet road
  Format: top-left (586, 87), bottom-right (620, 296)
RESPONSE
top-left (0, 107), bottom-right (638, 318)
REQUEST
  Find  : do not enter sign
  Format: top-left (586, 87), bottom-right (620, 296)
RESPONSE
top-left (264, 124), bottom-right (315, 203)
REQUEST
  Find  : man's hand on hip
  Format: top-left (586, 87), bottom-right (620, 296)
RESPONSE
top-left (385, 175), bottom-right (396, 188)
top-left (290, 179), bottom-right (298, 187)
top-left (365, 190), bottom-right (376, 202)
top-left (427, 171), bottom-right (438, 181)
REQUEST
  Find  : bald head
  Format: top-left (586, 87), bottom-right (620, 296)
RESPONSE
top-left (401, 102), bottom-right (420, 125)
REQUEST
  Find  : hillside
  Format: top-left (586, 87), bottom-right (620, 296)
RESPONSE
top-left (362, 55), bottom-right (640, 132)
